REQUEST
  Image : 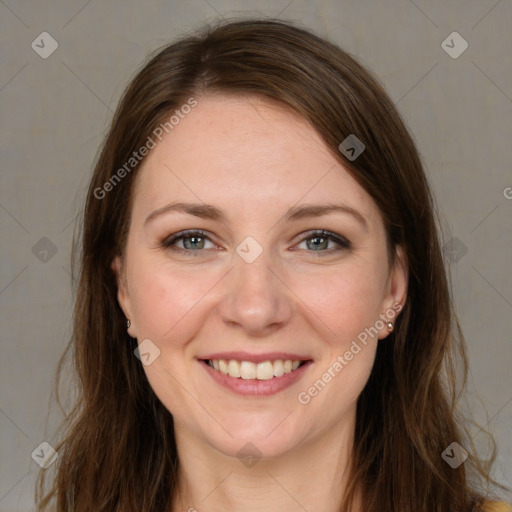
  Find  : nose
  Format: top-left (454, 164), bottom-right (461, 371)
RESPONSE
top-left (218, 252), bottom-right (293, 336)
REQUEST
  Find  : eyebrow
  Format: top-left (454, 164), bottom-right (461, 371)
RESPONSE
top-left (144, 201), bottom-right (368, 230)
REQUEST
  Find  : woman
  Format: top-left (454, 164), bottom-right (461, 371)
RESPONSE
top-left (36, 18), bottom-right (510, 512)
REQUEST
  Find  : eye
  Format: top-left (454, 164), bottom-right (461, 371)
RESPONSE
top-left (294, 230), bottom-right (351, 255)
top-left (161, 229), bottom-right (351, 257)
top-left (162, 230), bottom-right (217, 254)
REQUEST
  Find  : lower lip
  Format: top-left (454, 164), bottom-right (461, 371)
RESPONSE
top-left (199, 360), bottom-right (313, 396)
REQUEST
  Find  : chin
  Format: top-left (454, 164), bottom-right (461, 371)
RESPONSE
top-left (214, 432), bottom-right (302, 463)
top-left (201, 415), bottom-right (307, 462)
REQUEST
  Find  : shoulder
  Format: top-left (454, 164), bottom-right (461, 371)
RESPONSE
top-left (481, 502), bottom-right (512, 512)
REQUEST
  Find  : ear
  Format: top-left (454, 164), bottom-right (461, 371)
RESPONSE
top-left (111, 255), bottom-right (137, 337)
top-left (378, 245), bottom-right (408, 340)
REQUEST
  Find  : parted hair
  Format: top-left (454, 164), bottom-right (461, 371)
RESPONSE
top-left (36, 18), bottom-right (505, 512)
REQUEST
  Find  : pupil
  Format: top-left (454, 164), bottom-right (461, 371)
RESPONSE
top-left (308, 237), bottom-right (326, 250)
top-left (185, 236), bottom-right (203, 249)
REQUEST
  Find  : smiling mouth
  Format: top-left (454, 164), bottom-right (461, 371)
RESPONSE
top-left (203, 359), bottom-right (309, 380)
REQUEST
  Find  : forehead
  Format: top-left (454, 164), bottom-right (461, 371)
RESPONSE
top-left (132, 94), bottom-right (380, 225)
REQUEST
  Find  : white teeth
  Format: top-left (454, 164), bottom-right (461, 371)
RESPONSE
top-left (218, 359), bottom-right (228, 375)
top-left (273, 360), bottom-right (284, 377)
top-left (240, 361), bottom-right (256, 379)
top-left (207, 359), bottom-right (305, 380)
top-left (228, 360), bottom-right (241, 378)
top-left (256, 361), bottom-right (274, 380)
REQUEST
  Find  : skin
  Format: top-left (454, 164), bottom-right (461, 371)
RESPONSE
top-left (113, 94), bottom-right (408, 512)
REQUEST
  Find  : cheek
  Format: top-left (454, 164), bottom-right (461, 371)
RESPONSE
top-left (128, 256), bottom-right (209, 340)
top-left (126, 259), bottom-right (208, 415)
top-left (293, 268), bottom-right (383, 418)
top-left (130, 272), bottom-right (173, 336)
top-left (294, 261), bottom-right (386, 343)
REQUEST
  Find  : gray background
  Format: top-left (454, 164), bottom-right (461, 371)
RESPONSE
top-left (1, 0), bottom-right (511, 510)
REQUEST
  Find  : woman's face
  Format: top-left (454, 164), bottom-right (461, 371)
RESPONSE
top-left (114, 94), bottom-right (407, 460)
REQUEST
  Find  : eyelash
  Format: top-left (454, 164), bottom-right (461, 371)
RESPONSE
top-left (161, 229), bottom-right (351, 257)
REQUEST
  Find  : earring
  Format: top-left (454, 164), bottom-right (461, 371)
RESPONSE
top-left (386, 320), bottom-right (394, 332)
top-left (126, 319), bottom-right (131, 329)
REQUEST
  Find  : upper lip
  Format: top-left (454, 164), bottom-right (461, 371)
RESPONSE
top-left (199, 351), bottom-right (313, 364)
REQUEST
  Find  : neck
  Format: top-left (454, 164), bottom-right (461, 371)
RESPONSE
top-left (169, 407), bottom-right (362, 512)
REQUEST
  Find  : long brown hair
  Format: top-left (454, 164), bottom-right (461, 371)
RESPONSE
top-left (36, 18), bottom-right (507, 511)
